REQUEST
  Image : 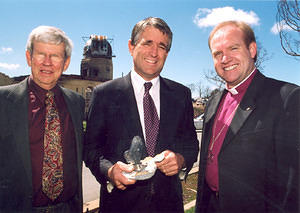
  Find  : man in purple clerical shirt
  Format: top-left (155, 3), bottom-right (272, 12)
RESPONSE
top-left (196, 21), bottom-right (300, 213)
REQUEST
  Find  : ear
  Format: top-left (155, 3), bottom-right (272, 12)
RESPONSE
top-left (128, 39), bottom-right (134, 56)
top-left (25, 50), bottom-right (32, 67)
top-left (249, 42), bottom-right (257, 60)
top-left (63, 57), bottom-right (71, 72)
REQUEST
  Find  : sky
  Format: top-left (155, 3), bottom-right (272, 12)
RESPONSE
top-left (0, 0), bottom-right (299, 97)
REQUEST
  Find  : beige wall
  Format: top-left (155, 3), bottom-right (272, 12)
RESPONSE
top-left (59, 78), bottom-right (102, 99)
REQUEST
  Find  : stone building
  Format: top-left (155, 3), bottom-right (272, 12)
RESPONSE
top-left (81, 35), bottom-right (113, 82)
top-left (0, 34), bottom-right (114, 113)
top-left (63, 34), bottom-right (115, 112)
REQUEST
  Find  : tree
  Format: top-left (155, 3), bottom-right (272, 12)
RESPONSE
top-left (186, 83), bottom-right (195, 94)
top-left (195, 81), bottom-right (205, 98)
top-left (276, 0), bottom-right (300, 58)
top-left (204, 69), bottom-right (225, 91)
top-left (255, 40), bottom-right (273, 71)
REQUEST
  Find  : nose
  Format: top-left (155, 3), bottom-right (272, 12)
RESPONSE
top-left (221, 54), bottom-right (231, 63)
top-left (150, 45), bottom-right (158, 57)
top-left (42, 55), bottom-right (53, 65)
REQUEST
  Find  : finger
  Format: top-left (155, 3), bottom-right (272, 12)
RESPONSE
top-left (162, 164), bottom-right (180, 176)
top-left (118, 162), bottom-right (134, 173)
top-left (165, 170), bottom-right (177, 176)
top-left (120, 176), bottom-right (136, 185)
top-left (115, 181), bottom-right (126, 190)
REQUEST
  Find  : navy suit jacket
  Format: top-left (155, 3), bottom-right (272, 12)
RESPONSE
top-left (84, 72), bottom-right (199, 212)
top-left (196, 71), bottom-right (300, 213)
top-left (0, 78), bottom-right (85, 212)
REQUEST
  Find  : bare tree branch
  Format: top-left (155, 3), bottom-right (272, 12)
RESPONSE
top-left (255, 39), bottom-right (273, 71)
top-left (277, 0), bottom-right (300, 58)
top-left (204, 69), bottom-right (225, 91)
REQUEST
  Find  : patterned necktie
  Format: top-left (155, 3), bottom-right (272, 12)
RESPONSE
top-left (143, 82), bottom-right (160, 157)
top-left (42, 91), bottom-right (63, 201)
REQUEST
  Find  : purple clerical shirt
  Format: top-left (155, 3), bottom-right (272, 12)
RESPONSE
top-left (205, 69), bottom-right (257, 192)
top-left (28, 77), bottom-right (78, 206)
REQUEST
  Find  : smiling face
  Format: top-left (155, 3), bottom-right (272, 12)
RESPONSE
top-left (128, 26), bottom-right (169, 81)
top-left (210, 24), bottom-right (257, 88)
top-left (26, 41), bottom-right (70, 90)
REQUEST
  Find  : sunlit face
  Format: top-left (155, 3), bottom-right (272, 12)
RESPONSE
top-left (26, 41), bottom-right (70, 90)
top-left (210, 25), bottom-right (256, 88)
top-left (128, 26), bottom-right (169, 81)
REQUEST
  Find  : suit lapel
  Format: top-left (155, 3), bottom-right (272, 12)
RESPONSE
top-left (205, 90), bottom-right (225, 125)
top-left (158, 77), bottom-right (174, 145)
top-left (221, 71), bottom-right (264, 150)
top-left (202, 90), bottom-right (226, 153)
top-left (60, 87), bottom-right (84, 204)
top-left (60, 87), bottom-right (83, 159)
top-left (6, 78), bottom-right (32, 185)
top-left (118, 74), bottom-right (144, 139)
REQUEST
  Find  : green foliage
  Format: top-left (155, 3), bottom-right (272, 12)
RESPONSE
top-left (83, 120), bottom-right (87, 132)
top-left (185, 206), bottom-right (195, 213)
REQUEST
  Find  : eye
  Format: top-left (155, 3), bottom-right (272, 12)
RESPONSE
top-left (159, 44), bottom-right (167, 51)
top-left (142, 41), bottom-right (152, 46)
top-left (50, 54), bottom-right (64, 63)
top-left (213, 51), bottom-right (222, 59)
top-left (231, 46), bottom-right (239, 51)
top-left (33, 52), bottom-right (46, 61)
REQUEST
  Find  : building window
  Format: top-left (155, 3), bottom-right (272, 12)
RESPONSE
top-left (82, 69), bottom-right (87, 77)
top-left (93, 69), bottom-right (98, 77)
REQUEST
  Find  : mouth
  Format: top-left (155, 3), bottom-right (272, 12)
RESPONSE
top-left (224, 64), bottom-right (238, 71)
top-left (145, 58), bottom-right (157, 64)
top-left (40, 70), bottom-right (53, 74)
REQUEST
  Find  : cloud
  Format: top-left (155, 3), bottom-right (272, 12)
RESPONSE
top-left (193, 7), bottom-right (260, 28)
top-left (0, 47), bottom-right (13, 54)
top-left (271, 21), bottom-right (293, 34)
top-left (0, 62), bottom-right (20, 70)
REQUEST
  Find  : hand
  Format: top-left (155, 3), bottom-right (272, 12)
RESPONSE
top-left (107, 161), bottom-right (136, 190)
top-left (155, 150), bottom-right (185, 176)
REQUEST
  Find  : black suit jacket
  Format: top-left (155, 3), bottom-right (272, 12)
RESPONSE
top-left (0, 78), bottom-right (85, 212)
top-left (84, 72), bottom-right (199, 212)
top-left (196, 71), bottom-right (300, 213)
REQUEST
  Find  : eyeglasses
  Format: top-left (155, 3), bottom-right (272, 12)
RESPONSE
top-left (32, 52), bottom-right (64, 64)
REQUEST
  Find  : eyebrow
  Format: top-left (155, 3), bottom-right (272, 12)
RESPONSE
top-left (142, 39), bottom-right (168, 49)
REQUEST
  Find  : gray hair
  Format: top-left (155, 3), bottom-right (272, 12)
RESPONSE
top-left (130, 17), bottom-right (173, 52)
top-left (26, 25), bottom-right (73, 58)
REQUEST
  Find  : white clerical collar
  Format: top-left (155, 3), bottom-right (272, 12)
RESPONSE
top-left (131, 69), bottom-right (160, 92)
top-left (226, 68), bottom-right (257, 95)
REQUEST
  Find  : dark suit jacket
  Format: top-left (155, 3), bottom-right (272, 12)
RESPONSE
top-left (0, 78), bottom-right (85, 212)
top-left (196, 71), bottom-right (300, 213)
top-left (84, 73), bottom-right (199, 212)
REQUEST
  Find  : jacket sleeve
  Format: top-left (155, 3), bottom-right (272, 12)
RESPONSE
top-left (83, 86), bottom-right (113, 184)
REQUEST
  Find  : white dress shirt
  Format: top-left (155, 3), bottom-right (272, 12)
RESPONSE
top-left (131, 70), bottom-right (160, 140)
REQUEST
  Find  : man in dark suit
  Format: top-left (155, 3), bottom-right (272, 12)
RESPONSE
top-left (0, 26), bottom-right (85, 212)
top-left (196, 21), bottom-right (300, 213)
top-left (84, 17), bottom-right (199, 212)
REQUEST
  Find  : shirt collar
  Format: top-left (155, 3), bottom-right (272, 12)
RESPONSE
top-left (226, 68), bottom-right (257, 95)
top-left (131, 69), bottom-right (160, 93)
top-left (28, 75), bottom-right (61, 103)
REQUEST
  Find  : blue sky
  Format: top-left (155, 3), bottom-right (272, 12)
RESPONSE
top-left (0, 0), bottom-right (299, 97)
